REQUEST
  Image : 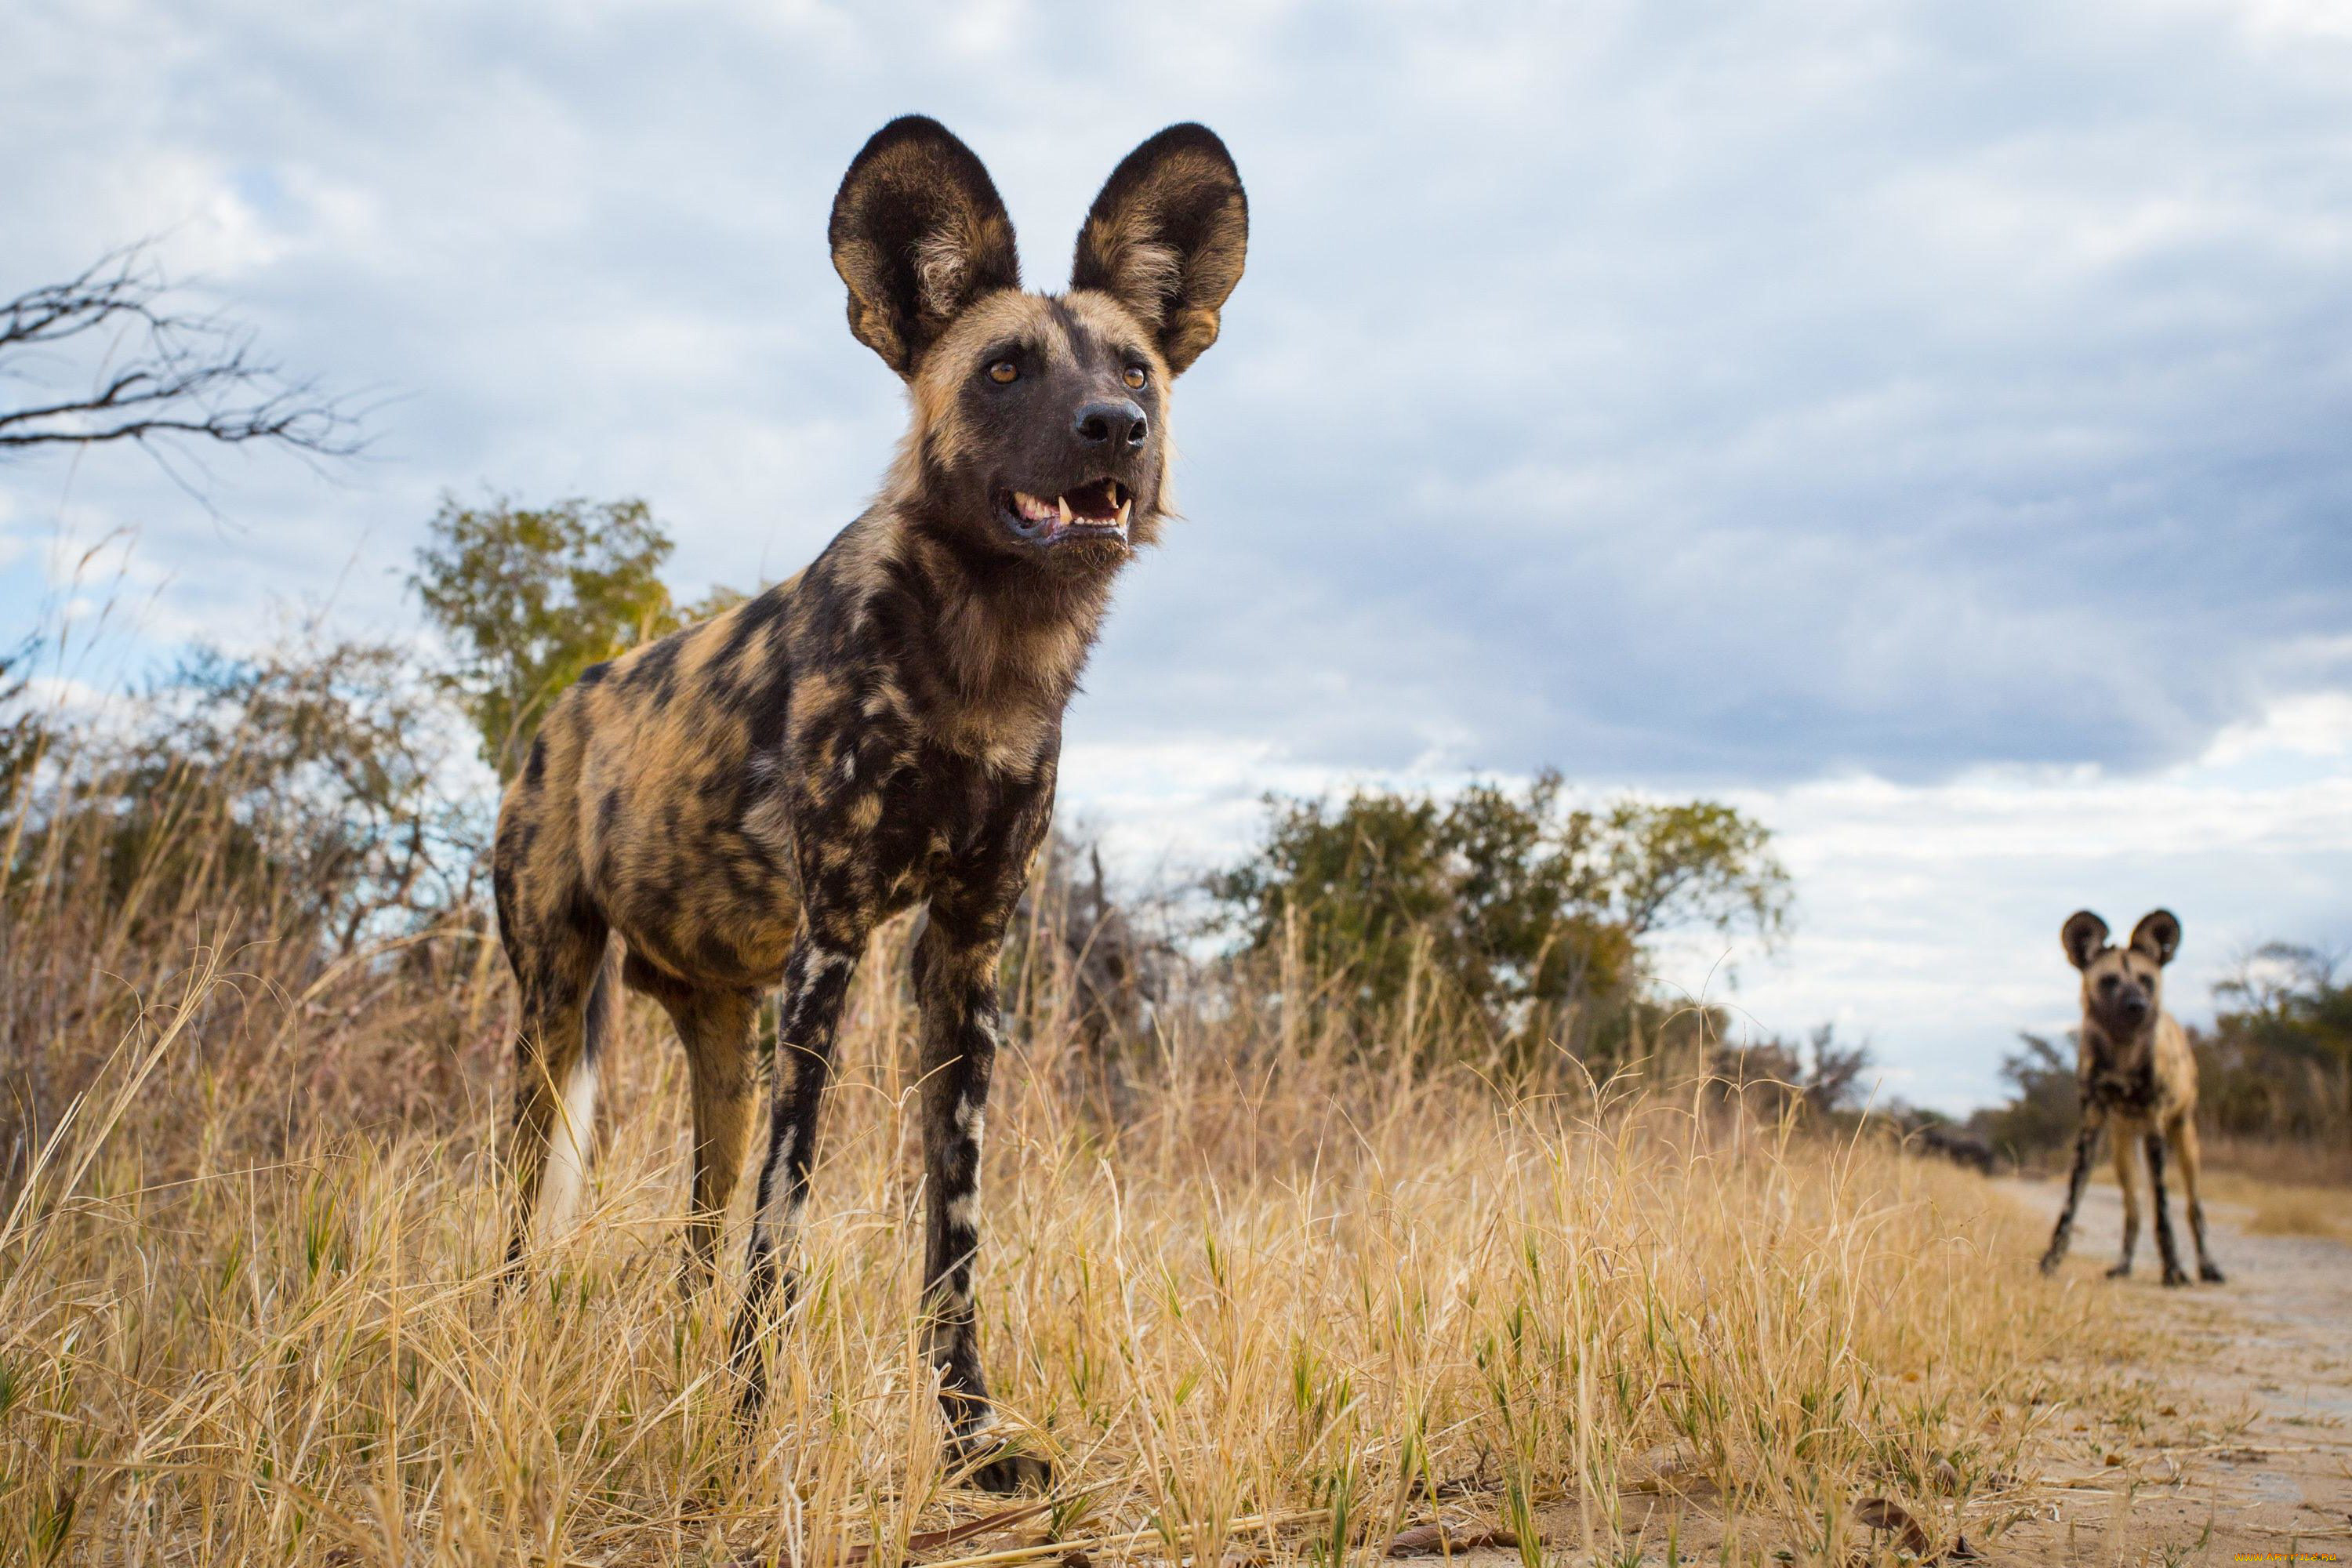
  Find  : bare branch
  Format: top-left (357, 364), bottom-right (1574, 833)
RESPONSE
top-left (0, 241), bottom-right (367, 471)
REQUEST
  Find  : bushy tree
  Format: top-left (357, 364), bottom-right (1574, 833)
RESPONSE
top-left (5, 637), bottom-right (466, 956)
top-left (1969, 1033), bottom-right (2078, 1164)
top-left (1712, 1023), bottom-right (1878, 1122)
top-left (410, 496), bottom-right (681, 779)
top-left (2195, 946), bottom-right (2352, 1144)
top-left (1207, 771), bottom-right (1790, 1058)
top-left (0, 635), bottom-right (42, 807)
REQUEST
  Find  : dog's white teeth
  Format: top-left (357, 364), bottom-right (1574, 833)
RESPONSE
top-left (1114, 499), bottom-right (1132, 532)
top-left (1057, 495), bottom-right (1073, 527)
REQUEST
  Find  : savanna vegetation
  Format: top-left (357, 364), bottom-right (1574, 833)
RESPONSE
top-left (2, 488), bottom-right (2176, 1567)
top-left (0, 249), bottom-right (2288, 1568)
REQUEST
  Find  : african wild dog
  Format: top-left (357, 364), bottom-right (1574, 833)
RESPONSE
top-left (2039, 909), bottom-right (2225, 1287)
top-left (1911, 1120), bottom-right (1996, 1176)
top-left (490, 116), bottom-right (1247, 1488)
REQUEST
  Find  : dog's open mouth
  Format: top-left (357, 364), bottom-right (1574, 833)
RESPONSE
top-left (1000, 479), bottom-right (1132, 546)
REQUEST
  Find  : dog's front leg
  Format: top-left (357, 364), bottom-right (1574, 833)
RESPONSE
top-left (913, 908), bottom-right (1051, 1493)
top-left (731, 931), bottom-right (863, 1414)
top-left (2040, 1102), bottom-right (2107, 1275)
top-left (2144, 1130), bottom-right (2190, 1287)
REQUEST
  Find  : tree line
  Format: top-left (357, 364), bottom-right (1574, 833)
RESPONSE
top-left (3, 488), bottom-right (1831, 1120)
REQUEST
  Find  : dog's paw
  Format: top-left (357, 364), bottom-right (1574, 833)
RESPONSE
top-left (2038, 1250), bottom-right (2064, 1277)
top-left (2104, 1261), bottom-right (2132, 1279)
top-left (957, 1436), bottom-right (1054, 1495)
top-left (2161, 1266), bottom-right (2191, 1287)
top-left (2199, 1261), bottom-right (2227, 1284)
top-left (728, 1352), bottom-right (771, 1427)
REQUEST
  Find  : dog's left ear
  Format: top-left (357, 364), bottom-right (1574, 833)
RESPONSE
top-left (2129, 909), bottom-right (2182, 967)
top-left (1072, 124), bottom-right (1247, 376)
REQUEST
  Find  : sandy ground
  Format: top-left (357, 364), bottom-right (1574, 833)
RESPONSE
top-left (1984, 1175), bottom-right (2352, 1565)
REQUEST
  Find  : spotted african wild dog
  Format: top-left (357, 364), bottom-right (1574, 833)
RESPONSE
top-left (2038, 909), bottom-right (2225, 1287)
top-left (490, 116), bottom-right (1247, 1488)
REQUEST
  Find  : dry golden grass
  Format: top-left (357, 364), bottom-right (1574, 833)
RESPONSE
top-left (1, 916), bottom-right (2155, 1568)
top-left (2201, 1135), bottom-right (2352, 1194)
top-left (2200, 1171), bottom-right (2352, 1243)
top-left (0, 709), bottom-right (2168, 1566)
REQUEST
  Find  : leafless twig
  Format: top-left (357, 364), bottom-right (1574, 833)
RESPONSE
top-left (0, 243), bottom-right (366, 477)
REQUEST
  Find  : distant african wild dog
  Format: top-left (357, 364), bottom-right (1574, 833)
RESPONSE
top-left (2039, 909), bottom-right (2225, 1287)
top-left (491, 116), bottom-right (1247, 1487)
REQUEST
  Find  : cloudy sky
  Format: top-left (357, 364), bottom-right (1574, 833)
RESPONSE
top-left (7, 2), bottom-right (2350, 1109)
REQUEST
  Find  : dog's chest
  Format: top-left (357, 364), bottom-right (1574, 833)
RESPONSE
top-left (862, 742), bottom-right (1046, 909)
top-left (2089, 1061), bottom-right (2160, 1115)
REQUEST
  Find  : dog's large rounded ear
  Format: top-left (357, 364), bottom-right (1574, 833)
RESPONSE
top-left (829, 117), bottom-right (1020, 376)
top-left (2061, 910), bottom-right (2109, 971)
top-left (1071, 124), bottom-right (1247, 376)
top-left (2129, 909), bottom-right (2182, 967)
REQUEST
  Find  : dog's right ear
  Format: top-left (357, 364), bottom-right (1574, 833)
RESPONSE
top-left (829, 117), bottom-right (1021, 377)
top-left (2061, 910), bottom-right (2110, 971)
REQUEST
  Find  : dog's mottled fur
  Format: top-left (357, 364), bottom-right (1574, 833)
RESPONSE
top-left (491, 116), bottom-right (1246, 1489)
top-left (2039, 909), bottom-right (2225, 1287)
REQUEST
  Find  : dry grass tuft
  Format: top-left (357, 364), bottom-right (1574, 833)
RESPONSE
top-left (2206, 1175), bottom-right (2352, 1243)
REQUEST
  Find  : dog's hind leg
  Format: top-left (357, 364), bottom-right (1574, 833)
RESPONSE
top-left (2105, 1126), bottom-right (2140, 1277)
top-left (2041, 1104), bottom-right (2105, 1275)
top-left (2144, 1129), bottom-right (2190, 1287)
top-left (504, 922), bottom-right (615, 1272)
top-left (2170, 1113), bottom-right (2225, 1283)
top-left (657, 981), bottom-right (760, 1290)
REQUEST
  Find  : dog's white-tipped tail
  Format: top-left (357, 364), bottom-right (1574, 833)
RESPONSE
top-left (539, 1051), bottom-right (599, 1232)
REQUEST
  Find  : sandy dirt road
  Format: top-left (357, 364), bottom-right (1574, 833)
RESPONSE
top-left (1999, 1174), bottom-right (2352, 1563)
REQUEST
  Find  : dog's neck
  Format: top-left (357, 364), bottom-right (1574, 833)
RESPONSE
top-left (2081, 1008), bottom-right (2158, 1074)
top-left (844, 502), bottom-right (1127, 760)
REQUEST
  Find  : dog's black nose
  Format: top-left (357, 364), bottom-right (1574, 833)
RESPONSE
top-left (1074, 399), bottom-right (1148, 448)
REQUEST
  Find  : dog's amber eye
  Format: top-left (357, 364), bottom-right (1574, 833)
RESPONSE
top-left (1122, 365), bottom-right (1148, 390)
top-left (988, 360), bottom-right (1018, 385)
